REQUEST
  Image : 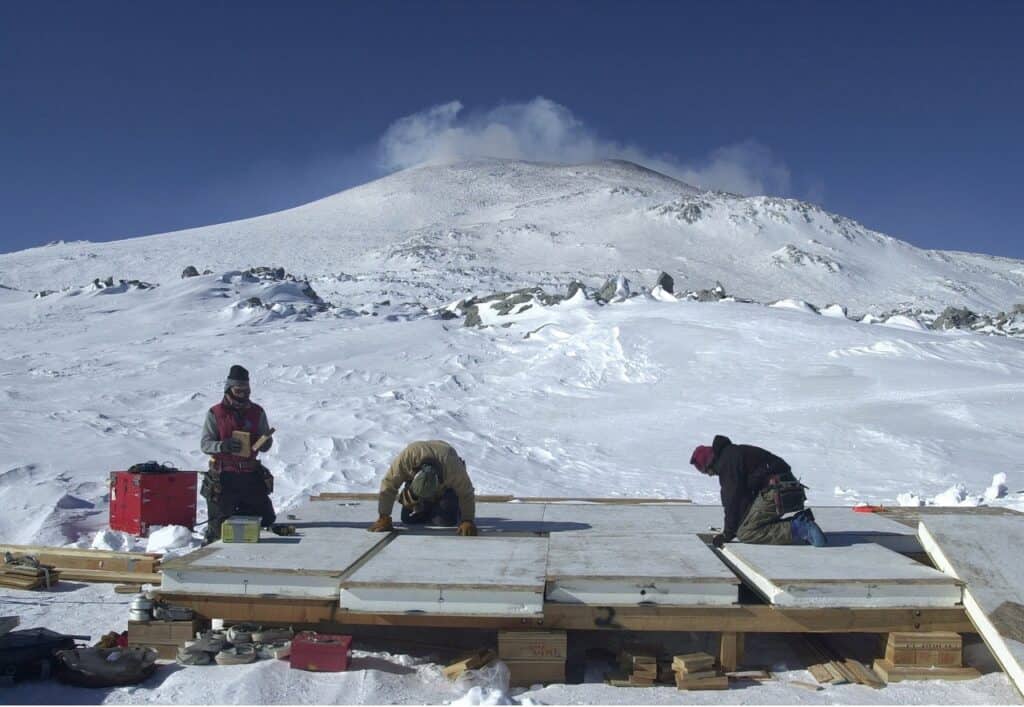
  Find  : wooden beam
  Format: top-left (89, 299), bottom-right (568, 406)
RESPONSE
top-left (0, 544), bottom-right (159, 574)
top-left (153, 592), bottom-right (974, 634)
top-left (541, 605), bottom-right (974, 633)
top-left (309, 493), bottom-right (690, 504)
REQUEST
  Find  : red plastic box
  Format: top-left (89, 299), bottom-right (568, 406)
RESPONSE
top-left (289, 631), bottom-right (352, 672)
top-left (109, 470), bottom-right (198, 536)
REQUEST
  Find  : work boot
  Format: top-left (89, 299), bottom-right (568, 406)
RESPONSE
top-left (791, 510), bottom-right (827, 547)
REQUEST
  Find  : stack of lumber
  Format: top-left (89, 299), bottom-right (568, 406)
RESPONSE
top-left (0, 558), bottom-right (60, 589)
top-left (872, 632), bottom-right (979, 683)
top-left (442, 648), bottom-right (496, 680)
top-left (128, 619), bottom-right (204, 660)
top-left (497, 630), bottom-right (566, 687)
top-left (621, 648), bottom-right (659, 686)
top-left (672, 652), bottom-right (728, 690)
top-left (803, 636), bottom-right (883, 688)
top-left (0, 544), bottom-right (160, 585)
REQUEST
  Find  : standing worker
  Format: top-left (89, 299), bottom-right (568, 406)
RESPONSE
top-left (368, 440), bottom-right (478, 536)
top-left (200, 365), bottom-right (276, 543)
top-left (690, 434), bottom-right (826, 548)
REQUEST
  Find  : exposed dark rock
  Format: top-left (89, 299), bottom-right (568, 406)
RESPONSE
top-left (656, 271), bottom-right (674, 294)
top-left (934, 306), bottom-right (980, 330)
top-left (694, 281), bottom-right (726, 302)
top-left (595, 275), bottom-right (631, 303)
top-left (181, 265), bottom-right (200, 278)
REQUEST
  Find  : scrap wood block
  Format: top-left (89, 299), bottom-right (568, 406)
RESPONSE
top-left (676, 669), bottom-right (718, 681)
top-left (672, 652), bottom-right (716, 673)
top-left (505, 658), bottom-right (565, 687)
top-left (497, 630), bottom-right (567, 661)
top-left (727, 669), bottom-right (771, 681)
top-left (872, 658), bottom-right (980, 683)
top-left (128, 619), bottom-right (201, 644)
top-left (442, 648), bottom-right (496, 680)
top-left (886, 631), bottom-right (962, 667)
top-left (676, 673), bottom-right (729, 691)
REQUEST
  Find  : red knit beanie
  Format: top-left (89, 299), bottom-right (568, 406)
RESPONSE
top-left (690, 445), bottom-right (713, 472)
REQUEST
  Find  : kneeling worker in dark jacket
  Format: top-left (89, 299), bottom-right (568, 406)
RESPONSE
top-left (690, 435), bottom-right (826, 548)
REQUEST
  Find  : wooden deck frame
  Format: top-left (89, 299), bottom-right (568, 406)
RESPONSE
top-left (310, 493), bottom-right (692, 504)
top-left (153, 591), bottom-right (973, 634)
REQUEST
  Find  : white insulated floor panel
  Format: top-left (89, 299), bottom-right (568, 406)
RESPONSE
top-left (659, 505), bottom-right (920, 553)
top-left (340, 535), bottom-right (548, 616)
top-left (546, 533), bottom-right (739, 605)
top-left (160, 529), bottom-right (388, 598)
top-left (540, 503), bottom-right (687, 535)
top-left (919, 514), bottom-right (1024, 697)
top-left (720, 542), bottom-right (963, 607)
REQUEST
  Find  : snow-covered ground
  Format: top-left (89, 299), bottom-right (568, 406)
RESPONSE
top-left (1, 159), bottom-right (1023, 703)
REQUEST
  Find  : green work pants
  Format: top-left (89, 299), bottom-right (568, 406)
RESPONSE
top-left (735, 490), bottom-right (794, 545)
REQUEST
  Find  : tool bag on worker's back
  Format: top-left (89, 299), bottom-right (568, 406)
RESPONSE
top-left (765, 470), bottom-right (807, 515)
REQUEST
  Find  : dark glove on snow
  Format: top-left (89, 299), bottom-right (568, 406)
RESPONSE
top-left (220, 438), bottom-right (243, 454)
top-left (712, 534), bottom-right (726, 549)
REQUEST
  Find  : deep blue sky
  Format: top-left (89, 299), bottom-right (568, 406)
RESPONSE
top-left (2, 0), bottom-right (1022, 258)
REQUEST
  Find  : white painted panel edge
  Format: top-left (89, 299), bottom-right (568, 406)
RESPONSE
top-left (546, 579), bottom-right (738, 606)
top-left (773, 580), bottom-right (962, 608)
top-left (719, 547), bottom-right (783, 604)
top-left (919, 521), bottom-right (1024, 698)
top-left (161, 568), bottom-right (340, 599)
top-left (339, 586), bottom-right (543, 616)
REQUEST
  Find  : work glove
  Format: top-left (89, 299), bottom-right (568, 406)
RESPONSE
top-left (712, 533), bottom-right (726, 549)
top-left (456, 520), bottom-right (479, 537)
top-left (368, 515), bottom-right (393, 533)
top-left (220, 438), bottom-right (242, 454)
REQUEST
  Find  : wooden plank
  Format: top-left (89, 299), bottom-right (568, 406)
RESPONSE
top-left (310, 493), bottom-right (690, 504)
top-left (0, 544), bottom-right (159, 574)
top-left (808, 663), bottom-right (834, 684)
top-left (844, 658), bottom-right (884, 689)
top-left (823, 661), bottom-right (849, 684)
top-left (59, 568), bottom-right (161, 584)
top-left (788, 679), bottom-right (824, 692)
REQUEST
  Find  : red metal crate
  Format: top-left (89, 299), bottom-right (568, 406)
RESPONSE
top-left (289, 632), bottom-right (352, 672)
top-left (108, 470), bottom-right (198, 536)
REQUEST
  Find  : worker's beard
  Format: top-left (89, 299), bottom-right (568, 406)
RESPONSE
top-left (224, 391), bottom-right (251, 409)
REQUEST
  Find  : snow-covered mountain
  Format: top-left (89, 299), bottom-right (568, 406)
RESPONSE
top-left (2, 159), bottom-right (1022, 313)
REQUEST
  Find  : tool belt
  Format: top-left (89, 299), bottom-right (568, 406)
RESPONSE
top-left (765, 473), bottom-right (807, 516)
top-left (201, 462), bottom-right (274, 500)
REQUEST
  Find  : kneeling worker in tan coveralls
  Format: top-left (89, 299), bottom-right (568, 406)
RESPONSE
top-left (368, 440), bottom-right (478, 536)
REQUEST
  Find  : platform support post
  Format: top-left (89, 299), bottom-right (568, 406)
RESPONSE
top-left (719, 631), bottom-right (745, 671)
